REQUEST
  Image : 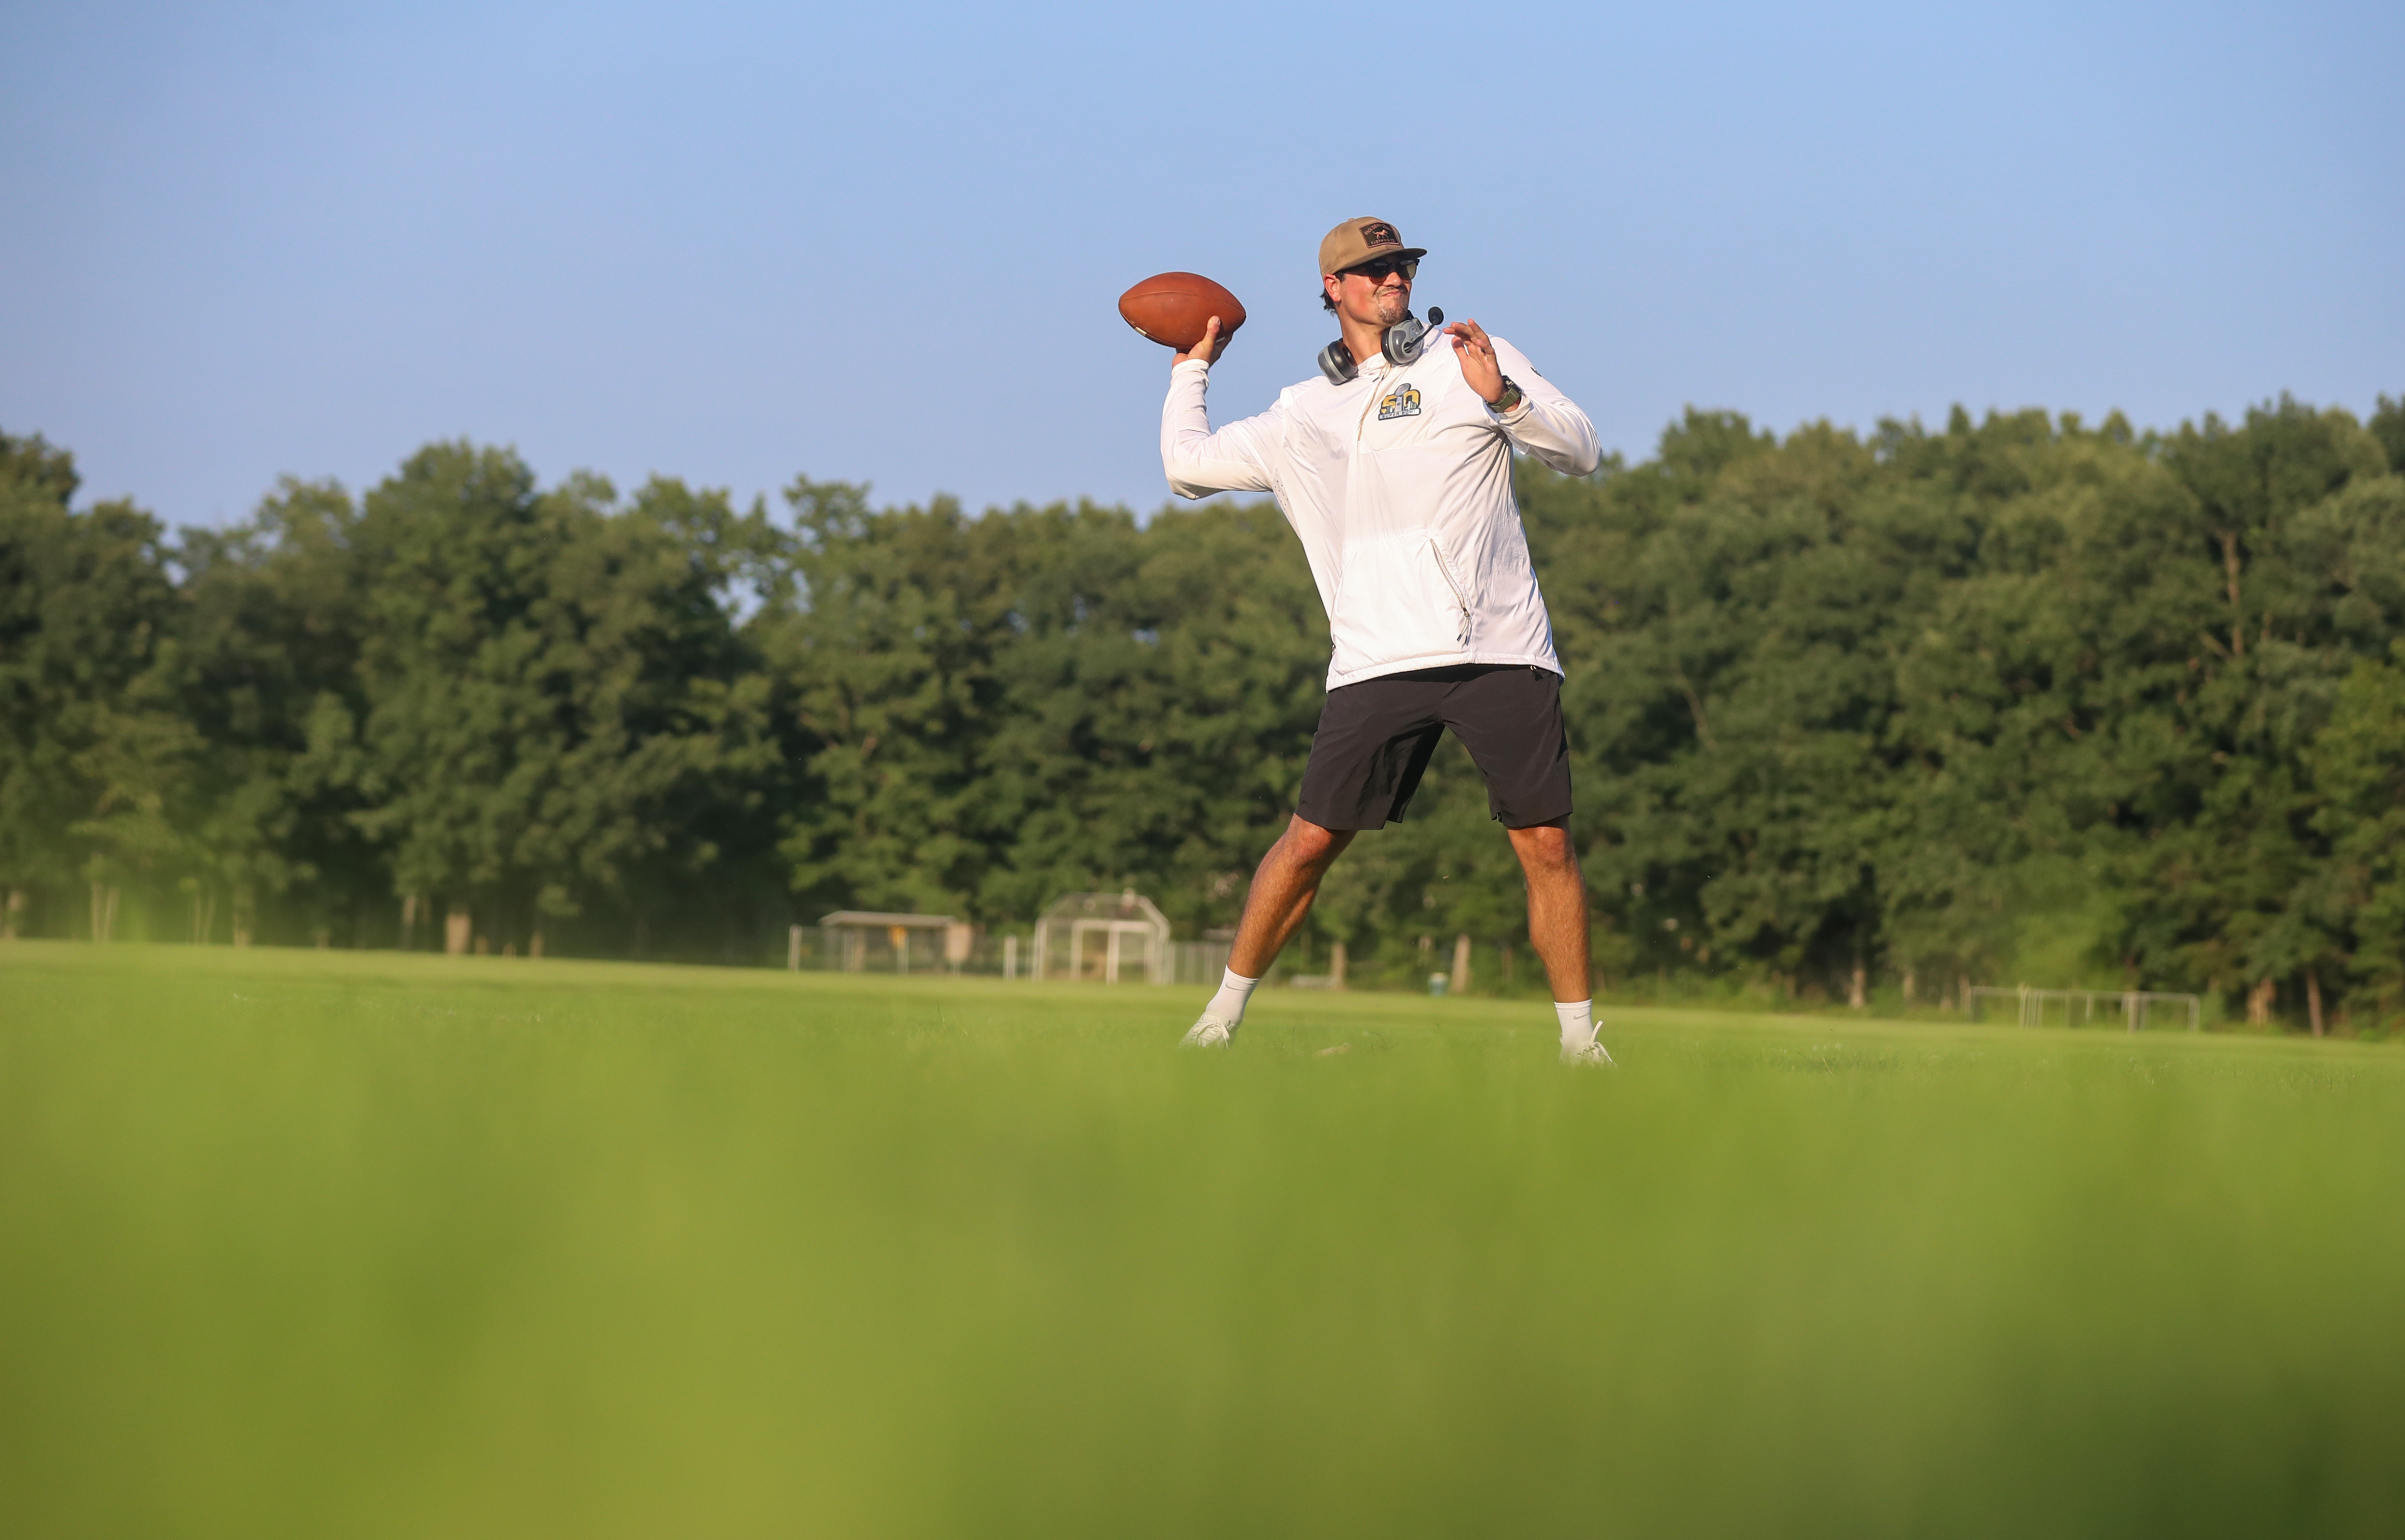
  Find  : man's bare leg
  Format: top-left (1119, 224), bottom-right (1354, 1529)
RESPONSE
top-left (1229, 815), bottom-right (1356, 977)
top-left (1507, 818), bottom-right (1589, 1000)
top-left (1183, 815), bottom-right (1355, 1045)
top-left (1508, 818), bottom-right (1612, 1063)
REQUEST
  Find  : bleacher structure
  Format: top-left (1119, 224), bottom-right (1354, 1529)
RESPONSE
top-left (815, 910), bottom-right (973, 974)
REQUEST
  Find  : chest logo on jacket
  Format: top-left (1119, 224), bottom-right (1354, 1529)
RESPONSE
top-left (1376, 383), bottom-right (1422, 421)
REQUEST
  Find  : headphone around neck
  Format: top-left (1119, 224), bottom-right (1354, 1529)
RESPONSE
top-left (1317, 306), bottom-right (1444, 385)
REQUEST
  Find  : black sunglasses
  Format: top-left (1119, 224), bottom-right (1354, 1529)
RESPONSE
top-left (1346, 257), bottom-right (1418, 282)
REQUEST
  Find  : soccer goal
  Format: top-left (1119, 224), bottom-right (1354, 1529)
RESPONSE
top-left (1030, 891), bottom-right (1171, 984)
top-left (1965, 984), bottom-right (2201, 1031)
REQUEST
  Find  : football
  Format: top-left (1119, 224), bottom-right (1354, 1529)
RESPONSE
top-left (1117, 272), bottom-right (1247, 352)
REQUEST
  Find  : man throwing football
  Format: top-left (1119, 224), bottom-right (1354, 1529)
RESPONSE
top-left (1161, 217), bottom-right (1613, 1064)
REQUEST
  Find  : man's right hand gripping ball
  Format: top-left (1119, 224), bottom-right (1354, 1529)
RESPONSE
top-left (1174, 315), bottom-right (1231, 368)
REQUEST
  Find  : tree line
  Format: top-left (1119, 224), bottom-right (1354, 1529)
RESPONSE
top-left (4, 393), bottom-right (2403, 1029)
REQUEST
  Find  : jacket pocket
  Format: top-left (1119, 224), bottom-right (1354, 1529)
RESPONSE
top-left (1328, 528), bottom-right (1471, 676)
top-left (1428, 540), bottom-right (1473, 643)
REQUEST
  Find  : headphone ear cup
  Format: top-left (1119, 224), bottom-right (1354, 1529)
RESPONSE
top-left (1382, 315), bottom-right (1427, 367)
top-left (1317, 340), bottom-right (1357, 384)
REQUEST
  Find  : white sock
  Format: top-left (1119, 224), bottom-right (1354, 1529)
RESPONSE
top-left (1206, 967), bottom-right (1263, 1024)
top-left (1554, 999), bottom-right (1595, 1049)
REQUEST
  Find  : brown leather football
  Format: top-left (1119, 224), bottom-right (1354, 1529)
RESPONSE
top-left (1117, 272), bottom-right (1247, 352)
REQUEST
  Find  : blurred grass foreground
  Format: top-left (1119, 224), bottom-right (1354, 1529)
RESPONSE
top-left (5, 942), bottom-right (2404, 1538)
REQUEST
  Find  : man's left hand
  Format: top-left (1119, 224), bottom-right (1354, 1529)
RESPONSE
top-left (1444, 318), bottom-right (1505, 404)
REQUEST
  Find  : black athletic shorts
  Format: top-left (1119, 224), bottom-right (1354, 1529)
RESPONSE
top-left (1295, 664), bottom-right (1572, 831)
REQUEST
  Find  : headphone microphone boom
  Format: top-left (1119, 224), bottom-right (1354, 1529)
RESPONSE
top-left (1317, 306), bottom-right (1443, 385)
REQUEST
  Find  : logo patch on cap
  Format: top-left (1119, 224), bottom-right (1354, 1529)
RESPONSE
top-left (1361, 221), bottom-right (1398, 247)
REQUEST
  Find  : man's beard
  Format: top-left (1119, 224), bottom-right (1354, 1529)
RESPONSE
top-left (1371, 289), bottom-right (1410, 325)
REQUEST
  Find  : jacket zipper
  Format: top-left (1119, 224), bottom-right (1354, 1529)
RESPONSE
top-left (1347, 369), bottom-right (1470, 652)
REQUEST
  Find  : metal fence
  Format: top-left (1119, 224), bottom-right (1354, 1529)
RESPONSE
top-left (1165, 939), bottom-right (1231, 986)
top-left (1966, 985), bottom-right (2201, 1031)
top-left (778, 923), bottom-right (1225, 985)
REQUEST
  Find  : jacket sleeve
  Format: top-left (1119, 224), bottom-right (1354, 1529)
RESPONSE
top-left (1161, 359), bottom-right (1277, 498)
top-left (1486, 338), bottom-right (1602, 477)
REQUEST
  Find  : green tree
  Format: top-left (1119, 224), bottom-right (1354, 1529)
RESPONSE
top-left (2308, 645), bottom-right (2405, 1025)
top-left (333, 443), bottom-right (774, 953)
top-left (1528, 411), bottom-right (1924, 1001)
top-left (979, 497), bottom-right (1326, 930)
top-left (172, 477), bottom-right (373, 943)
top-left (756, 480), bottom-right (1021, 920)
top-left (0, 431), bottom-right (188, 939)
top-left (2120, 400), bottom-right (2396, 1020)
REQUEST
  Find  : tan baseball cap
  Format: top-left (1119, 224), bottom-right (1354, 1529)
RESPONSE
top-left (1318, 216), bottom-right (1427, 276)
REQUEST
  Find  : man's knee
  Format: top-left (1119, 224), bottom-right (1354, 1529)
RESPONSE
top-left (1509, 819), bottom-right (1580, 877)
top-left (1277, 815), bottom-right (1352, 871)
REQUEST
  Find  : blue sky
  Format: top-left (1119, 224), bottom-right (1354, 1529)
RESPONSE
top-left (3, 0), bottom-right (2399, 528)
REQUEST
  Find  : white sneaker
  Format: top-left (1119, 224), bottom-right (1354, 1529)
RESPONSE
top-left (1560, 1036), bottom-right (1617, 1067)
top-left (1180, 1014), bottom-right (1238, 1048)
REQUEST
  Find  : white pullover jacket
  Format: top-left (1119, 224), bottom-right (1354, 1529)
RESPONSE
top-left (1161, 334), bottom-right (1600, 690)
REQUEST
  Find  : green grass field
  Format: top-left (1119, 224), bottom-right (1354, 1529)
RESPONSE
top-left (4, 942), bottom-right (2403, 1538)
